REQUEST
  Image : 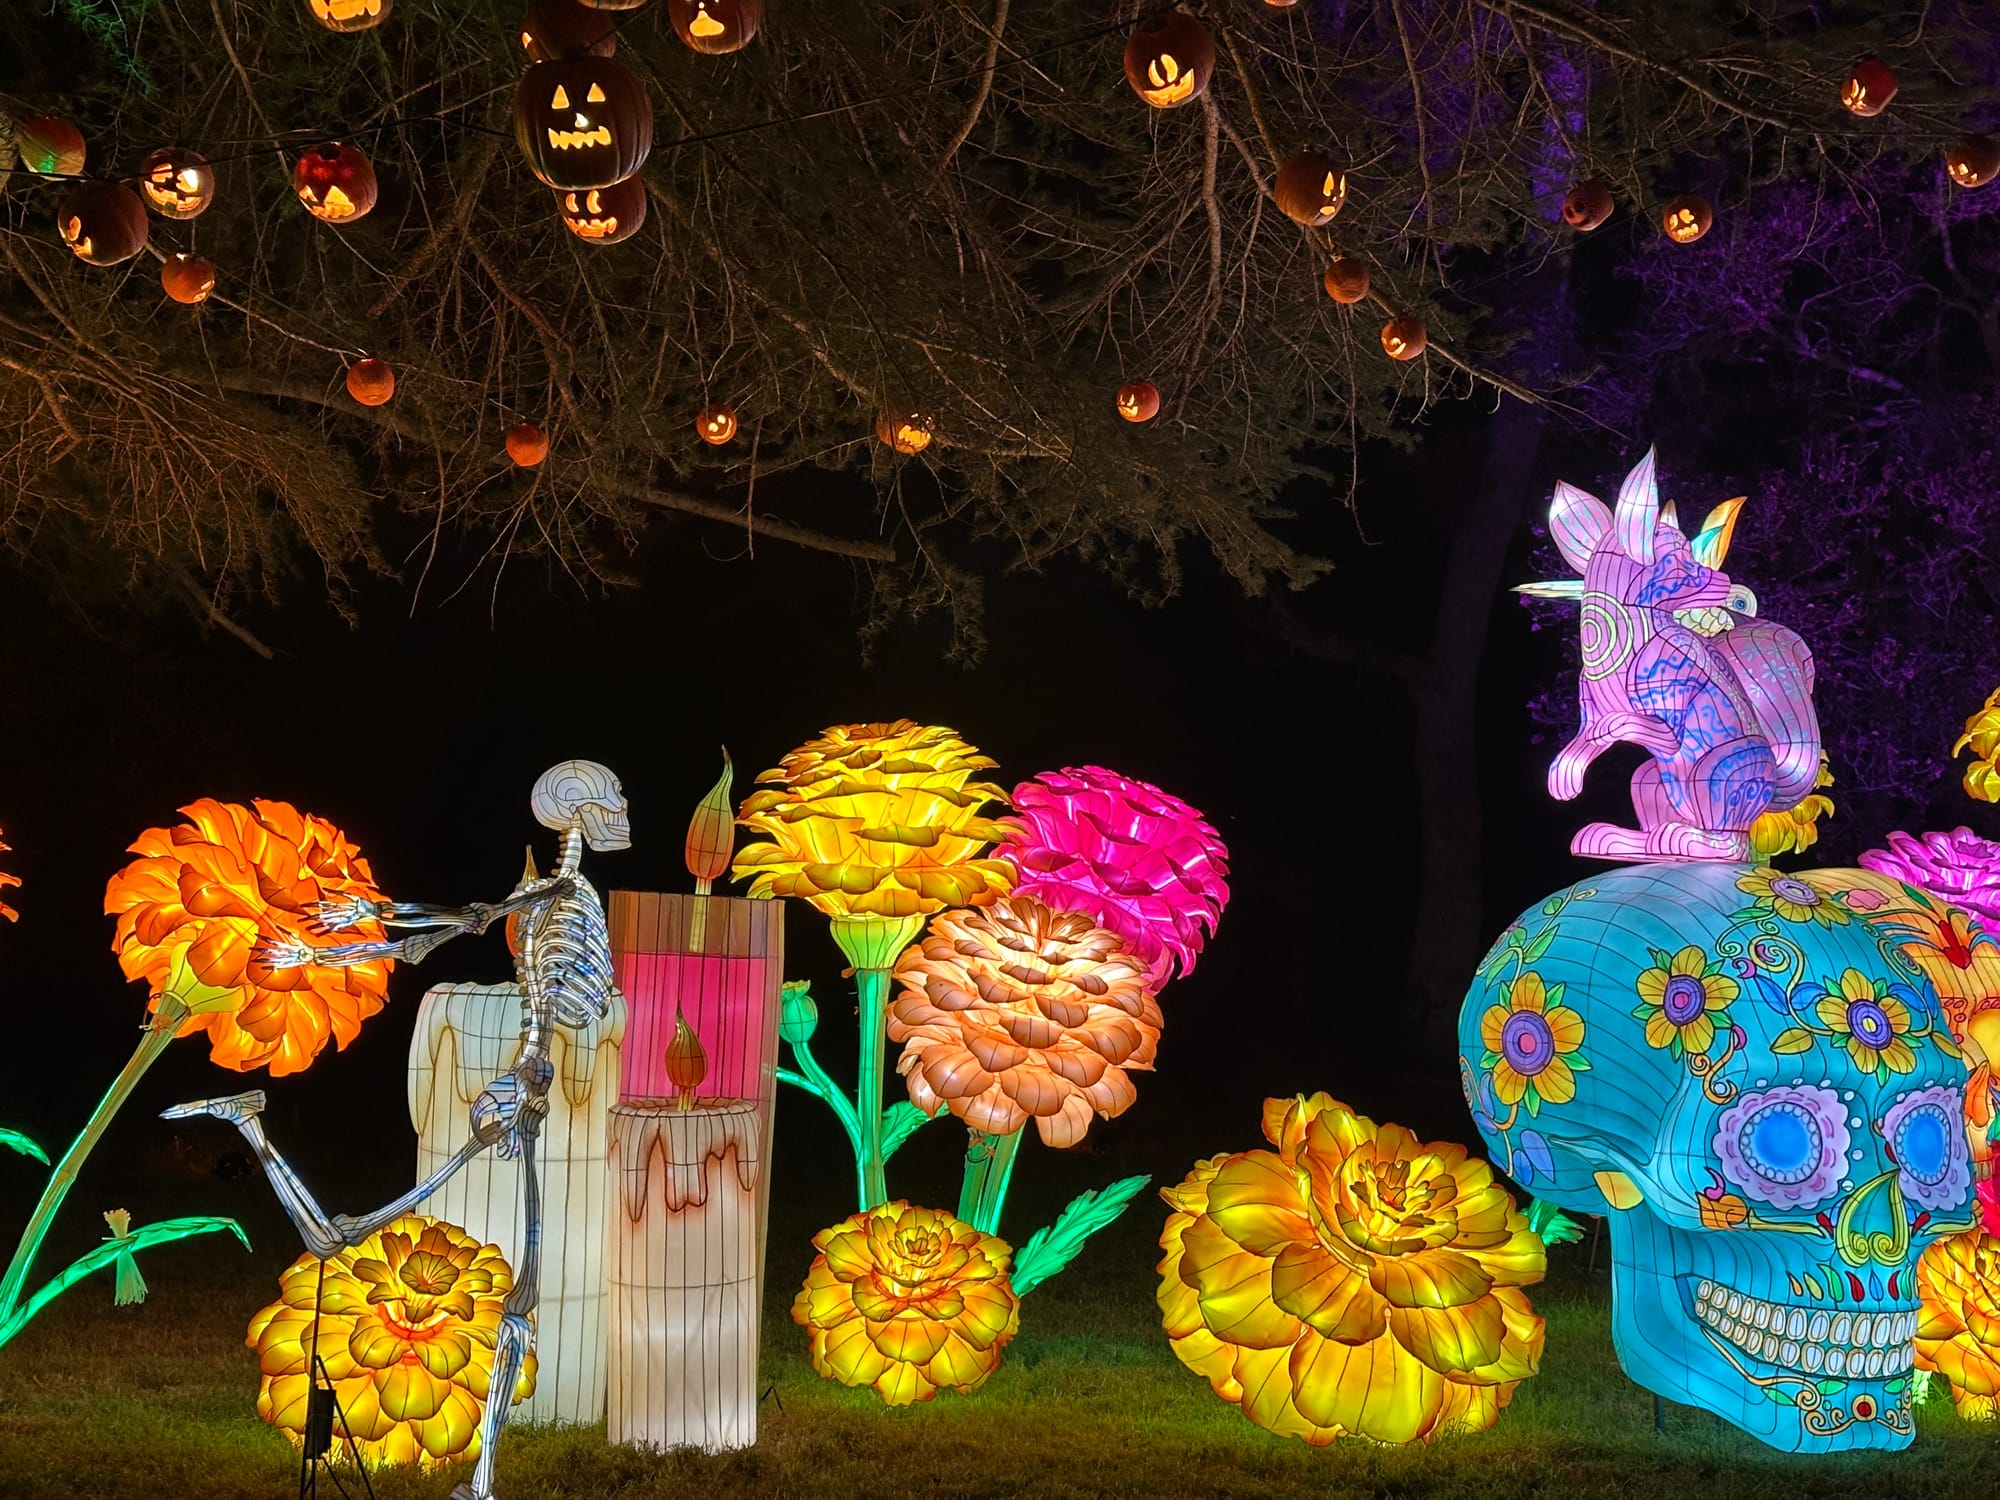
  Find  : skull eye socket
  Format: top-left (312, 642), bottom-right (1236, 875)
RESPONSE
top-left (1741, 1103), bottom-right (1822, 1185)
top-left (551, 84), bottom-right (570, 109)
top-left (1881, 1085), bottom-right (1970, 1212)
top-left (1894, 1104), bottom-right (1950, 1185)
top-left (586, 83), bottom-right (606, 104)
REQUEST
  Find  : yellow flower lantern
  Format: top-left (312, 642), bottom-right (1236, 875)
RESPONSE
top-left (1916, 1227), bottom-right (2000, 1419)
top-left (1157, 1094), bottom-right (1546, 1444)
top-left (1748, 753), bottom-right (1835, 858)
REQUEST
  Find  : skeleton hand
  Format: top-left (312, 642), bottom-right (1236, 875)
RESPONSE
top-left (470, 1075), bottom-right (525, 1159)
top-left (161, 1090), bottom-right (268, 1125)
top-left (307, 896), bottom-right (384, 934)
top-left (256, 934), bottom-right (320, 971)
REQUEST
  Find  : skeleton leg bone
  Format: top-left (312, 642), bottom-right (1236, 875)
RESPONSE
top-left (453, 1112), bottom-right (543, 1500)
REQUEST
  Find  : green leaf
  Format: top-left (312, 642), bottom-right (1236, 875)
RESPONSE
top-left (0, 1127), bottom-right (48, 1166)
top-left (879, 1100), bottom-right (935, 1161)
top-left (1525, 1198), bottom-right (1585, 1246)
top-left (1771, 1028), bottom-right (1816, 1054)
top-left (1802, 1272), bottom-right (1825, 1299)
top-left (6, 1216), bottom-right (250, 1339)
top-left (1884, 1379), bottom-right (1906, 1395)
top-left (1522, 927), bottom-right (1556, 962)
top-left (1011, 1176), bottom-right (1150, 1297)
top-left (1814, 1379), bottom-right (1843, 1396)
top-left (1766, 1387), bottom-right (1795, 1405)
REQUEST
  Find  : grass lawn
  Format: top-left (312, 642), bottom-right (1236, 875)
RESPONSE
top-left (0, 1175), bottom-right (1995, 1500)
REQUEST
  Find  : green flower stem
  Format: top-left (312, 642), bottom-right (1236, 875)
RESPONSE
top-left (0, 995), bottom-right (186, 1327)
top-left (776, 1038), bottom-right (867, 1210)
top-left (0, 1215), bottom-right (248, 1348)
top-left (956, 1127), bottom-right (1024, 1237)
top-left (855, 966), bottom-right (893, 1210)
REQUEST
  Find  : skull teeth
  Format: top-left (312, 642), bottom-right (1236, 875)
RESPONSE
top-left (1692, 1281), bottom-right (1914, 1378)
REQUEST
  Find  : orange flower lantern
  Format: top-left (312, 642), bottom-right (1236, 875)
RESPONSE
top-left (1841, 57), bottom-right (1897, 117)
top-left (1915, 1227), bottom-right (2000, 1419)
top-left (696, 403), bottom-right (739, 445)
top-left (1661, 193), bottom-right (1713, 244)
top-left (140, 148), bottom-right (215, 219)
top-left (1948, 135), bottom-right (2000, 190)
top-left (1123, 12), bottom-right (1214, 110)
top-left (1322, 256), bottom-right (1370, 304)
top-left (1561, 179), bottom-right (1613, 230)
top-left (161, 253), bottom-right (216, 306)
top-left (247, 1216), bottom-right (535, 1467)
top-left (1115, 381), bottom-right (1160, 423)
top-left (1273, 147), bottom-right (1347, 226)
top-left (1381, 317), bottom-right (1427, 360)
top-left (346, 358), bottom-right (396, 407)
top-left (1159, 1094), bottom-right (1546, 1443)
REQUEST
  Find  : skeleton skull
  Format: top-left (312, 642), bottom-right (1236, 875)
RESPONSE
top-left (1460, 862), bottom-right (1976, 1451)
top-left (531, 760), bottom-right (631, 851)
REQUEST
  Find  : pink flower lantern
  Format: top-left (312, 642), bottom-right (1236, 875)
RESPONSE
top-left (1858, 828), bottom-right (2000, 931)
top-left (996, 766), bottom-right (1228, 985)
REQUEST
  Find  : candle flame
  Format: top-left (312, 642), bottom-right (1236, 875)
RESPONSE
top-left (665, 1009), bottom-right (708, 1109)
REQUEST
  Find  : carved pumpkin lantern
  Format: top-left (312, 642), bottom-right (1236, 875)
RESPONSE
top-left (16, 116), bottom-right (85, 178)
top-left (345, 358), bottom-right (396, 407)
top-left (697, 404), bottom-right (739, 445)
top-left (1123, 12), bottom-right (1214, 110)
top-left (514, 57), bottom-right (654, 190)
top-left (307, 0), bottom-right (390, 31)
top-left (669, 0), bottom-right (762, 54)
top-left (522, 0), bottom-right (618, 60)
top-left (57, 183), bottom-right (147, 266)
top-left (1115, 381), bottom-right (1160, 423)
top-left (558, 177), bottom-right (646, 243)
top-left (875, 408), bottom-right (934, 456)
top-left (1321, 256), bottom-right (1370, 304)
top-left (1660, 192), bottom-right (1712, 244)
top-left (1561, 179), bottom-right (1612, 230)
top-left (507, 423), bottom-right (550, 467)
top-left (575, 0), bottom-right (646, 7)
top-left (1273, 148), bottom-right (1347, 227)
top-left (1947, 134), bottom-right (2000, 190)
top-left (293, 143), bottom-right (378, 224)
top-left (140, 148), bottom-right (215, 220)
top-left (160, 253), bottom-right (216, 305)
top-left (1841, 57), bottom-right (1897, 117)
top-left (1380, 317), bottom-right (1427, 361)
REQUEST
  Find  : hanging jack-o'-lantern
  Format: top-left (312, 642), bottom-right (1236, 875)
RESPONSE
top-left (875, 409), bottom-right (934, 456)
top-left (1380, 317), bottom-right (1427, 361)
top-left (507, 423), bottom-right (550, 466)
top-left (1321, 256), bottom-right (1370, 304)
top-left (669, 0), bottom-right (762, 54)
top-left (1560, 179), bottom-right (1612, 230)
top-left (1947, 134), bottom-right (2000, 189)
top-left (293, 143), bottom-right (378, 224)
top-left (696, 404), bottom-right (739, 445)
top-left (1115, 382), bottom-right (1160, 423)
top-left (346, 359), bottom-right (396, 406)
top-left (558, 177), bottom-right (646, 243)
top-left (575, 0), bottom-right (646, 7)
top-left (307, 0), bottom-right (390, 32)
top-left (1659, 192), bottom-right (1712, 244)
top-left (57, 182), bottom-right (147, 266)
top-left (522, 0), bottom-right (618, 60)
top-left (514, 57), bottom-right (654, 190)
top-left (1841, 57), bottom-right (1897, 116)
top-left (161, 253), bottom-right (216, 305)
top-left (16, 116), bottom-right (85, 178)
top-left (140, 148), bottom-right (216, 220)
top-left (1273, 148), bottom-right (1347, 227)
top-left (1123, 13), bottom-right (1214, 110)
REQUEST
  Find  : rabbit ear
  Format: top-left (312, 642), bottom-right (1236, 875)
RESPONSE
top-left (1548, 480), bottom-right (1610, 573)
top-left (1691, 496), bottom-right (1746, 568)
top-left (1614, 447), bottom-right (1659, 564)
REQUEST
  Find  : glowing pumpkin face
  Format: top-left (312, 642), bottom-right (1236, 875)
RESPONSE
top-left (307, 0), bottom-right (390, 32)
top-left (1115, 381), bottom-right (1160, 423)
top-left (1660, 193), bottom-right (1713, 244)
top-left (141, 148), bottom-right (215, 220)
top-left (1841, 57), bottom-right (1897, 117)
top-left (1381, 317), bottom-right (1427, 361)
top-left (1947, 135), bottom-right (2000, 190)
top-left (521, 0), bottom-right (618, 61)
top-left (58, 182), bottom-right (148, 266)
top-left (558, 177), bottom-right (646, 243)
top-left (161, 253), bottom-right (217, 305)
top-left (668, 0), bottom-right (762, 54)
top-left (696, 404), bottom-right (739, 444)
top-left (514, 57), bottom-right (653, 190)
top-left (293, 143), bottom-right (378, 224)
top-left (1123, 13), bottom-right (1214, 110)
top-left (1273, 148), bottom-right (1346, 227)
top-left (1561, 179), bottom-right (1612, 231)
top-left (875, 409), bottom-right (935, 456)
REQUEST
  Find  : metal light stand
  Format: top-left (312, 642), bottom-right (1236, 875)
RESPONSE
top-left (299, 1256), bottom-right (376, 1500)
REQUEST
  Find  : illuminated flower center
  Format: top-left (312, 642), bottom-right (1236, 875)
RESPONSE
top-left (1500, 1009), bottom-right (1557, 1076)
top-left (1768, 876), bottom-right (1820, 907)
top-left (1330, 1155), bottom-right (1453, 1256)
top-left (1847, 999), bottom-right (1894, 1049)
top-left (399, 1250), bottom-right (462, 1297)
top-left (1661, 973), bottom-right (1709, 1026)
top-left (893, 1226), bottom-right (944, 1266)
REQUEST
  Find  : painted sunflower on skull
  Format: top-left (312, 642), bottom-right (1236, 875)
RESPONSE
top-left (1158, 1094), bottom-right (1546, 1444)
top-left (247, 1215), bottom-right (535, 1467)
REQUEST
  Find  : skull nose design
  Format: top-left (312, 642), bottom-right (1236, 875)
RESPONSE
top-left (1834, 1168), bottom-right (1911, 1268)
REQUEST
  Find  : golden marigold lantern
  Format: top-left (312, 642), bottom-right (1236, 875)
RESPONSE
top-left (1948, 134), bottom-right (2000, 190)
top-left (605, 755), bottom-right (784, 1451)
top-left (140, 147), bottom-right (214, 219)
top-left (1123, 12), bottom-right (1214, 110)
top-left (522, 0), bottom-right (619, 60)
top-left (875, 408), bottom-right (935, 456)
top-left (1321, 256), bottom-right (1369, 304)
top-left (293, 142), bottom-right (378, 224)
top-left (1115, 381), bottom-right (1159, 423)
top-left (1381, 316), bottom-right (1427, 361)
top-left (558, 177), bottom-right (646, 243)
top-left (1661, 192), bottom-right (1713, 244)
top-left (1273, 147), bottom-right (1347, 226)
top-left (506, 422), bottom-right (549, 467)
top-left (345, 358), bottom-right (396, 407)
top-left (696, 403), bottom-right (739, 445)
top-left (514, 57), bottom-right (654, 190)
top-left (1841, 57), bottom-right (1897, 116)
top-left (307, 0), bottom-right (390, 31)
top-left (1562, 179), bottom-right (1613, 230)
top-left (57, 183), bottom-right (147, 266)
top-left (669, 0), bottom-right (762, 54)
top-left (15, 116), bottom-right (84, 177)
top-left (161, 253), bottom-right (216, 305)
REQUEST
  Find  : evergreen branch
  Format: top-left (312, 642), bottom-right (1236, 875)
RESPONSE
top-left (1011, 1174), bottom-right (1151, 1297)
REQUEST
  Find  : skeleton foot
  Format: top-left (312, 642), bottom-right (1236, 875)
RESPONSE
top-left (1572, 821), bottom-right (1749, 863)
top-left (448, 1484), bottom-right (491, 1500)
top-left (1571, 822), bottom-right (1651, 860)
top-left (160, 1090), bottom-right (268, 1125)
